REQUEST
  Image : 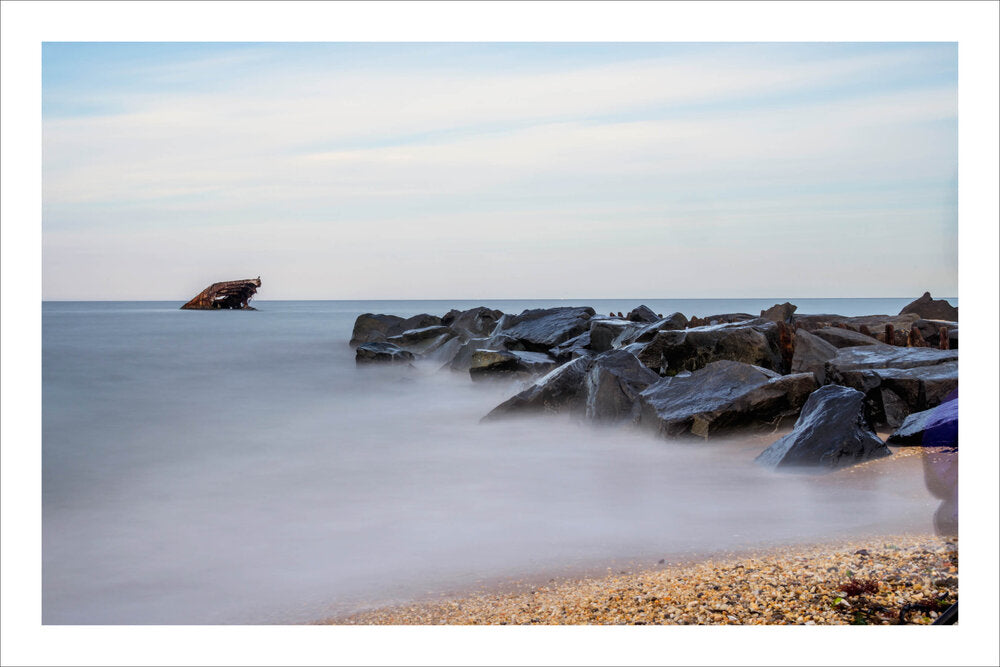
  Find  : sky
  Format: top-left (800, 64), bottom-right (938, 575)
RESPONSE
top-left (41, 42), bottom-right (958, 300)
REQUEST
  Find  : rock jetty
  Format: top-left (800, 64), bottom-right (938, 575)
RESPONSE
top-left (350, 295), bottom-right (958, 471)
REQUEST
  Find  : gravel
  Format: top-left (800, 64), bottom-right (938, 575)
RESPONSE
top-left (332, 535), bottom-right (957, 625)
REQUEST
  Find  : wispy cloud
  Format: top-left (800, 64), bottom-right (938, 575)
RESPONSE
top-left (42, 43), bottom-right (956, 299)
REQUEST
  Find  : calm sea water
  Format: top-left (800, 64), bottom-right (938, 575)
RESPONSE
top-left (43, 298), bottom-right (952, 624)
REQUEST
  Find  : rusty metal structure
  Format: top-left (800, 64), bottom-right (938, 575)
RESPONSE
top-left (180, 277), bottom-right (261, 310)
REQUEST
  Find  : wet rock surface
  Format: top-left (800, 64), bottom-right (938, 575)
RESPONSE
top-left (809, 327), bottom-right (882, 349)
top-left (790, 329), bottom-right (839, 383)
top-left (887, 398), bottom-right (958, 447)
top-left (468, 349), bottom-right (556, 380)
top-left (492, 307), bottom-right (596, 352)
top-left (638, 360), bottom-right (814, 438)
top-left (636, 321), bottom-right (782, 375)
top-left (755, 385), bottom-right (890, 470)
top-left (584, 350), bottom-right (661, 423)
top-left (760, 302), bottom-right (797, 323)
top-left (441, 306), bottom-right (504, 338)
top-left (350, 313), bottom-right (442, 347)
top-left (350, 295), bottom-right (958, 463)
top-left (355, 341), bottom-right (416, 364)
top-left (626, 305), bottom-right (659, 323)
top-left (899, 292), bottom-right (958, 321)
top-left (482, 357), bottom-right (596, 420)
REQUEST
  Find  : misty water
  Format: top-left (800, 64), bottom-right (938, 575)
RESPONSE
top-left (43, 299), bottom-right (945, 624)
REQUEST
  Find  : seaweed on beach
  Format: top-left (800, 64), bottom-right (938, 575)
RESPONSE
top-left (837, 578), bottom-right (881, 596)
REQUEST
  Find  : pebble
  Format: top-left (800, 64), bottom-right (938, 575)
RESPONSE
top-left (331, 535), bottom-right (957, 626)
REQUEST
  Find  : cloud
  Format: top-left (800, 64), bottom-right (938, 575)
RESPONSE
top-left (42, 44), bottom-right (957, 299)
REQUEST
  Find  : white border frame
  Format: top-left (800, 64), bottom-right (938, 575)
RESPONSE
top-left (3, 2), bottom-right (998, 666)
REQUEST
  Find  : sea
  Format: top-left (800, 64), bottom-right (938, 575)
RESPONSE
top-left (42, 298), bottom-right (953, 624)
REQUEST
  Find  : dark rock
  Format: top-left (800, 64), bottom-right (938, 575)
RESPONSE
top-left (911, 319), bottom-right (958, 347)
top-left (441, 306), bottom-right (504, 338)
top-left (482, 357), bottom-right (596, 420)
top-left (899, 292), bottom-right (958, 321)
top-left (760, 302), bottom-right (797, 323)
top-left (790, 314), bottom-right (849, 332)
top-left (825, 345), bottom-right (957, 374)
top-left (584, 350), bottom-right (661, 423)
top-left (687, 313), bottom-right (755, 328)
top-left (423, 335), bottom-right (465, 365)
top-left (492, 307), bottom-right (596, 353)
top-left (791, 329), bottom-right (839, 383)
top-left (887, 398), bottom-right (958, 447)
top-left (792, 313), bottom-right (920, 336)
top-left (755, 385), bottom-right (891, 470)
top-left (350, 313), bottom-right (404, 347)
top-left (635, 320), bottom-right (782, 375)
top-left (468, 349), bottom-right (556, 380)
top-left (621, 313), bottom-right (689, 346)
top-left (840, 362), bottom-right (958, 428)
top-left (626, 305), bottom-right (659, 323)
top-left (550, 331), bottom-right (596, 362)
top-left (825, 346), bottom-right (957, 427)
top-left (355, 341), bottom-right (415, 364)
top-left (349, 313), bottom-right (441, 347)
top-left (447, 334), bottom-right (525, 371)
top-left (588, 318), bottom-right (637, 352)
top-left (810, 327), bottom-right (882, 349)
top-left (638, 360), bottom-right (816, 438)
top-left (387, 325), bottom-right (454, 347)
top-left (850, 314), bottom-right (920, 340)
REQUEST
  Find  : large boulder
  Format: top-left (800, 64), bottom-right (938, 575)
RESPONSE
top-left (447, 334), bottom-right (525, 371)
top-left (846, 314), bottom-right (921, 343)
top-left (355, 341), bottom-right (415, 364)
top-left (755, 385), bottom-right (891, 471)
top-left (588, 318), bottom-right (639, 352)
top-left (825, 345), bottom-right (958, 374)
top-left (441, 306), bottom-right (504, 338)
top-left (899, 292), bottom-right (958, 321)
top-left (886, 397), bottom-right (958, 447)
top-left (550, 331), bottom-right (596, 362)
top-left (687, 313), bottom-right (755, 328)
top-left (584, 350), bottom-right (661, 423)
top-left (790, 314), bottom-right (849, 332)
top-left (617, 313), bottom-right (689, 346)
top-left (810, 326), bottom-right (882, 349)
top-left (491, 307), bottom-right (596, 352)
top-left (350, 313), bottom-right (441, 347)
top-left (760, 302), bottom-right (797, 323)
top-left (638, 360), bottom-right (817, 438)
top-left (790, 329), bottom-right (839, 383)
top-left (912, 319), bottom-right (959, 348)
top-left (626, 305), bottom-right (659, 323)
top-left (386, 325), bottom-right (457, 354)
top-left (635, 320), bottom-right (782, 375)
top-left (791, 313), bottom-right (919, 336)
top-left (482, 356), bottom-right (596, 420)
top-left (468, 349), bottom-right (556, 380)
top-left (825, 346), bottom-right (958, 427)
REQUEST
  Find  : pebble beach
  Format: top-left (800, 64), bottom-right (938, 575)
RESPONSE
top-left (327, 444), bottom-right (957, 626)
top-left (334, 533), bottom-right (957, 626)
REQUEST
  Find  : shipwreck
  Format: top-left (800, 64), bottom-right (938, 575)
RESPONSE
top-left (180, 277), bottom-right (261, 310)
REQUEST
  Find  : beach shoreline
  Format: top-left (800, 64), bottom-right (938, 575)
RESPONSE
top-left (322, 446), bottom-right (956, 626)
top-left (326, 532), bottom-right (957, 625)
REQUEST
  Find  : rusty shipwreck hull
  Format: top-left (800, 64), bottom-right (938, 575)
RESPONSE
top-left (180, 277), bottom-right (261, 310)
